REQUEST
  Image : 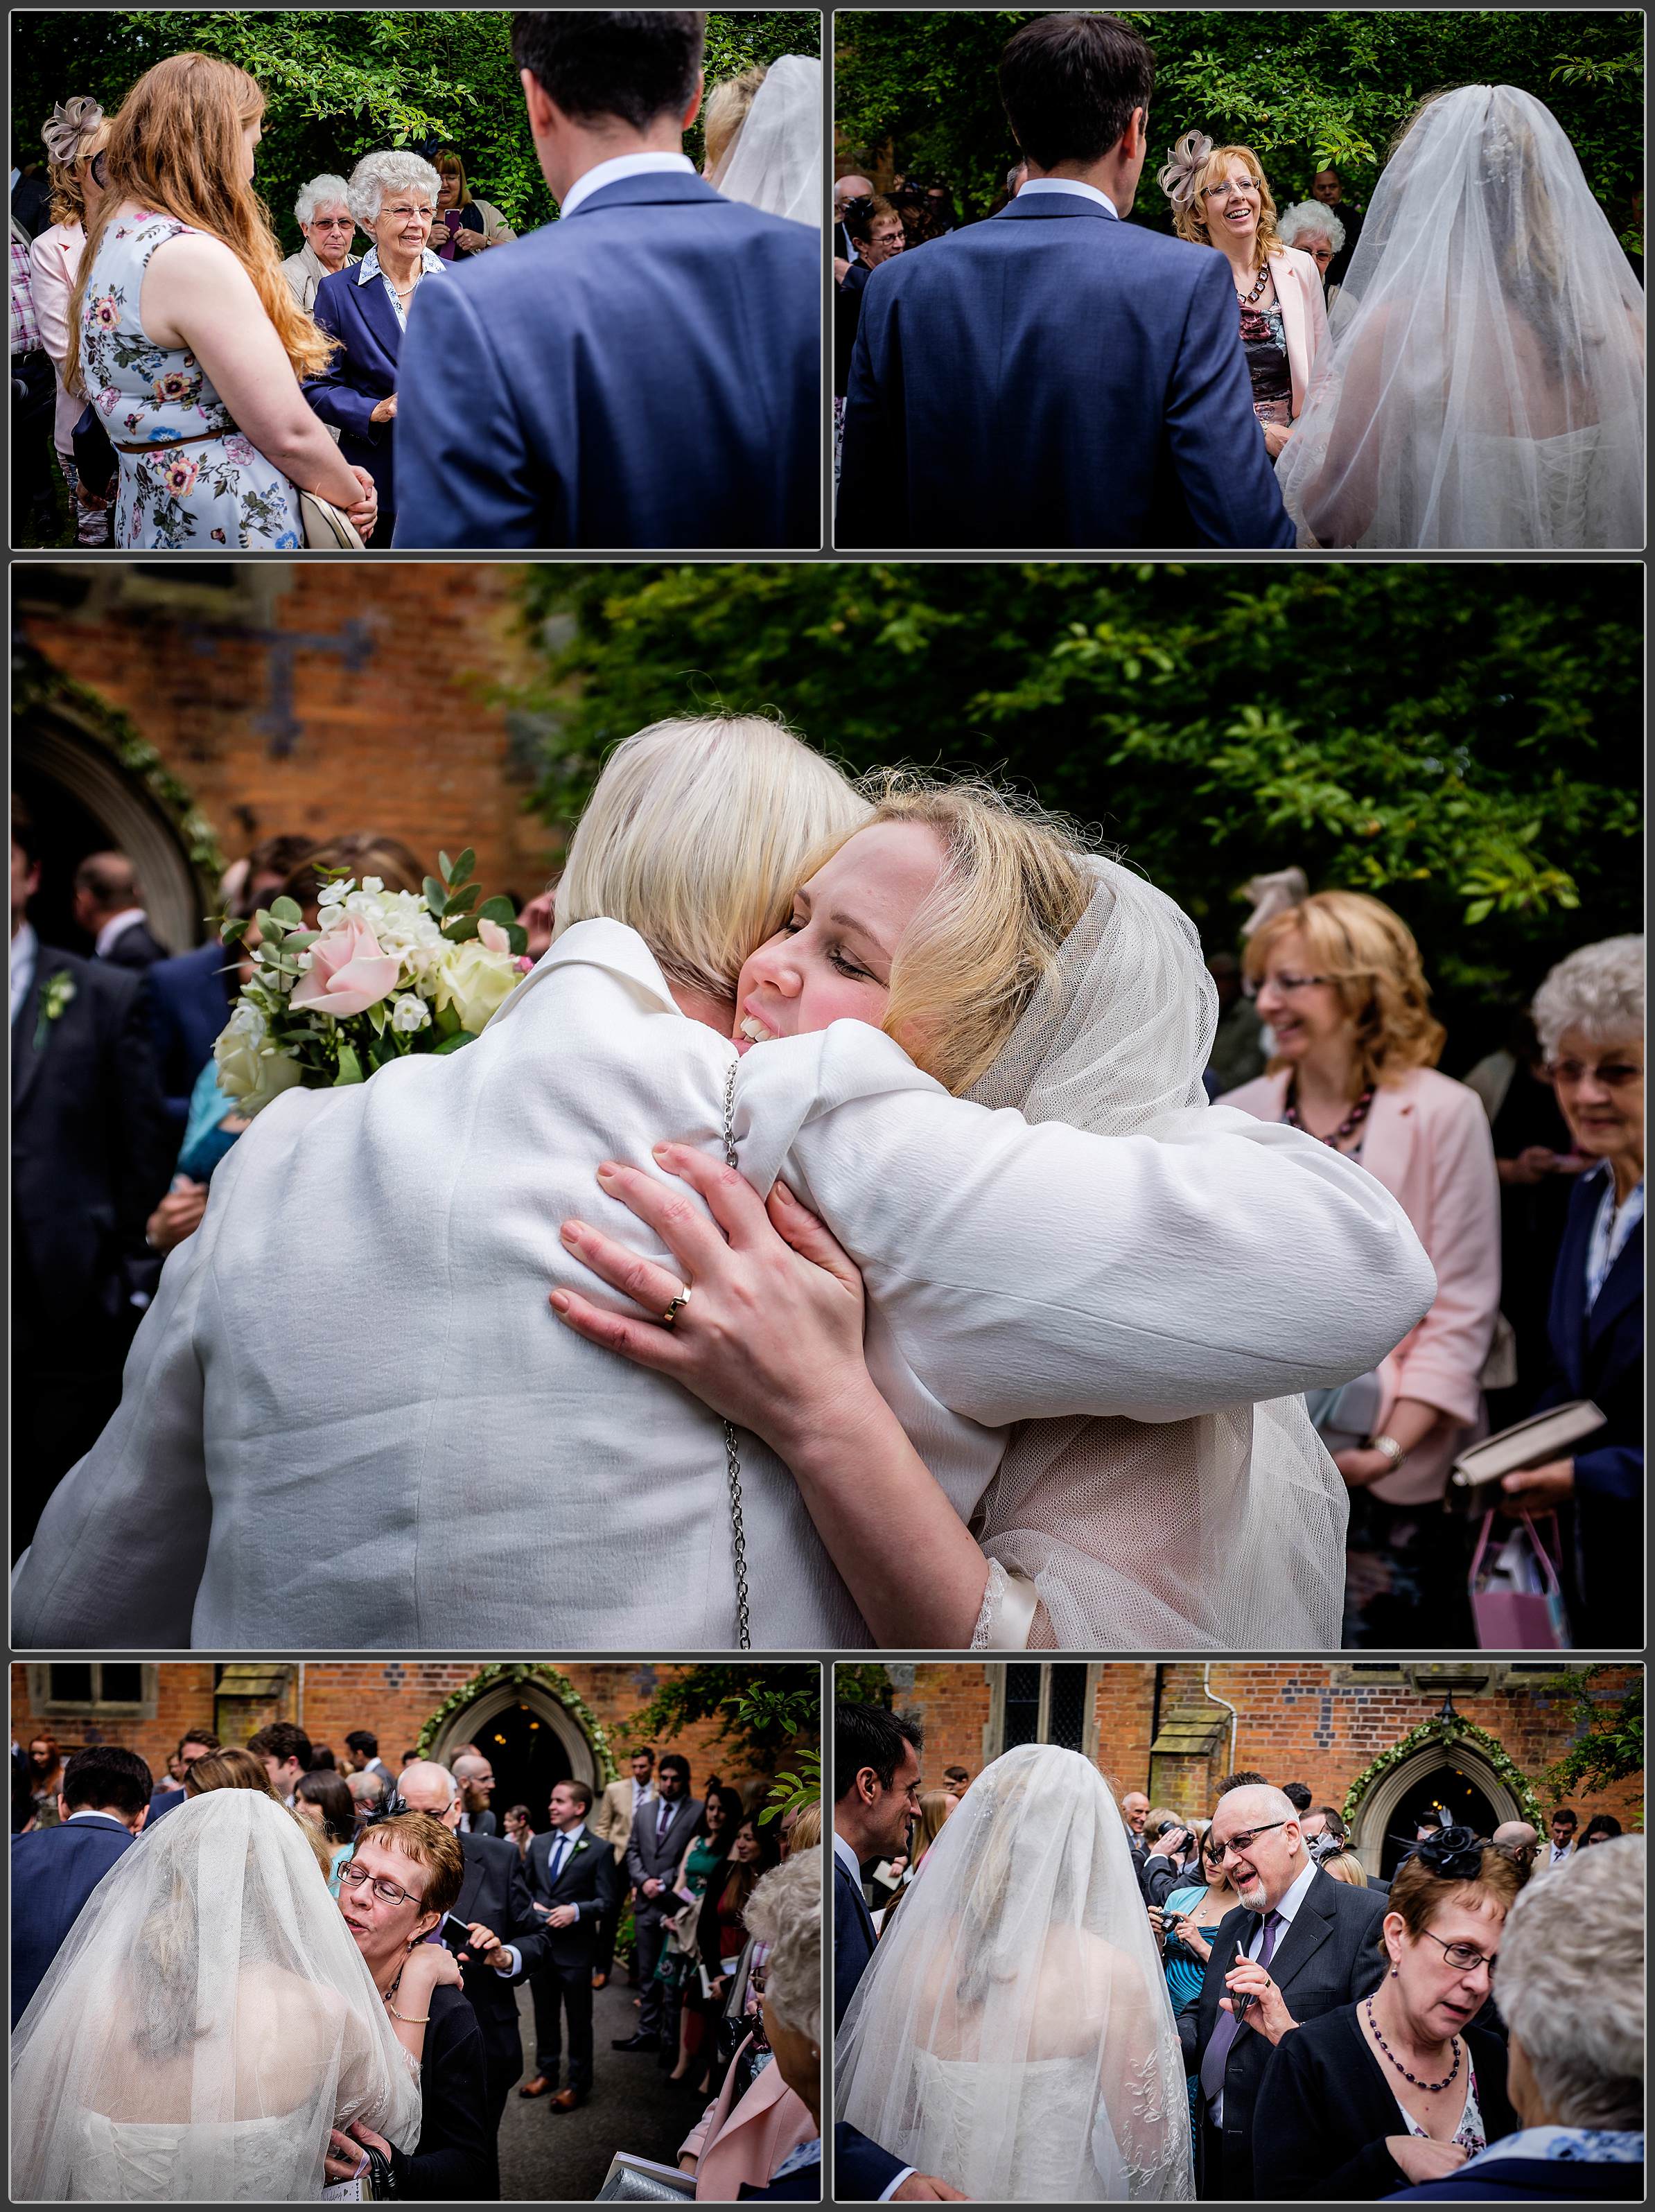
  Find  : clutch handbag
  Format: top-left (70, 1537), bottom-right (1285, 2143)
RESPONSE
top-left (1449, 1400), bottom-right (1605, 1494)
top-left (299, 489), bottom-right (367, 550)
top-left (595, 2151), bottom-right (699, 2201)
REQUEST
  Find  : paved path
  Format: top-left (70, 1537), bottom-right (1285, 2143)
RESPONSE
top-left (497, 1969), bottom-right (712, 2200)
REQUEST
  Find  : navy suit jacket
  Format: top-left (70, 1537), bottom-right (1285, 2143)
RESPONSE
top-left (832, 1847), bottom-right (907, 2200)
top-left (306, 263), bottom-right (433, 518)
top-left (1388, 2159), bottom-right (1645, 2201)
top-left (837, 196), bottom-right (1295, 551)
top-left (12, 1812), bottom-right (136, 2024)
top-left (146, 1785), bottom-right (186, 1826)
top-left (392, 172), bottom-right (819, 550)
top-left (146, 939), bottom-right (237, 1133)
top-left (1538, 1166), bottom-right (1642, 1641)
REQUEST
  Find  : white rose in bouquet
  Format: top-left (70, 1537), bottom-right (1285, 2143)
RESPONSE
top-left (214, 1003), bottom-right (303, 1114)
top-left (435, 933), bottom-right (520, 1035)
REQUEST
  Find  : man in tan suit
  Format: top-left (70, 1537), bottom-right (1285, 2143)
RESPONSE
top-left (588, 1746), bottom-right (658, 1988)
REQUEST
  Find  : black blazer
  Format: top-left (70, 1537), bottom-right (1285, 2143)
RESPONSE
top-left (451, 1831), bottom-right (546, 2075)
top-left (525, 1823), bottom-right (622, 1965)
top-left (1177, 1866), bottom-right (1387, 2200)
top-left (833, 1848), bottom-right (877, 2030)
top-left (11, 945), bottom-right (173, 1332)
top-left (98, 917), bottom-right (170, 972)
top-left (1254, 2003), bottom-right (1514, 2199)
top-left (392, 1980), bottom-right (493, 2200)
top-left (1389, 2156), bottom-right (1645, 2201)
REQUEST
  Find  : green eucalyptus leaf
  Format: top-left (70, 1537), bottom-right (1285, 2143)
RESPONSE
top-left (432, 1030), bottom-right (478, 1055)
top-left (333, 1044), bottom-right (365, 1087)
top-left (442, 916), bottom-right (481, 943)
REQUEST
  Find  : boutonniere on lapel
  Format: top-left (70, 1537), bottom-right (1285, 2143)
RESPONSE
top-left (572, 1838), bottom-right (588, 1854)
top-left (33, 969), bottom-right (76, 1053)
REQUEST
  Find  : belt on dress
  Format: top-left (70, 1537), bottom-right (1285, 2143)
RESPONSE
top-left (112, 425), bottom-right (230, 455)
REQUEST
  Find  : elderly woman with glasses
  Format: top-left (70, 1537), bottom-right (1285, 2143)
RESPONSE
top-left (1255, 1829), bottom-right (1523, 2198)
top-left (1220, 890), bottom-right (1500, 1645)
top-left (1159, 135), bottom-right (1330, 463)
top-left (304, 150), bottom-right (446, 545)
top-left (1503, 938), bottom-right (1643, 1644)
top-left (1277, 199), bottom-right (1347, 291)
top-left (281, 173), bottom-right (360, 310)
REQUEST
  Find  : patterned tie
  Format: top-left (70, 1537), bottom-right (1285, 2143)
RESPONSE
top-left (1200, 1911), bottom-right (1282, 2107)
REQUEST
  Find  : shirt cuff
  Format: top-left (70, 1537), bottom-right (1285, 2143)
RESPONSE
top-left (493, 1945), bottom-right (520, 1977)
top-left (878, 2168), bottom-right (916, 2202)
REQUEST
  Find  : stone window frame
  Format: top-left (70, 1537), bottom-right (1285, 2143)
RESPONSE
top-left (26, 1662), bottom-right (160, 1723)
top-left (986, 1661), bottom-right (1103, 1762)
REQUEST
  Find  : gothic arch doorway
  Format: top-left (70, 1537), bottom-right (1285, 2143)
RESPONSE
top-left (426, 1669), bottom-right (603, 1837)
top-left (1350, 1734), bottom-right (1523, 1880)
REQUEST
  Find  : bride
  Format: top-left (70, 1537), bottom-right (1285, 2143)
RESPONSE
top-left (836, 1745), bottom-right (1193, 2201)
top-left (10, 1788), bottom-right (421, 2199)
top-left (1277, 85), bottom-right (1644, 550)
top-left (13, 717), bottom-right (1432, 1654)
top-left (705, 53), bottom-right (821, 226)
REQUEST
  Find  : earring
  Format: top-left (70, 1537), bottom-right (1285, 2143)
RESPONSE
top-left (1390, 1964), bottom-right (1399, 1977)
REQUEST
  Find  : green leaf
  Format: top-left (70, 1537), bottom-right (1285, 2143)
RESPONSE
top-left (478, 895), bottom-right (516, 927)
top-left (368, 999), bottom-right (389, 1035)
top-left (505, 924), bottom-right (528, 958)
top-left (268, 895), bottom-right (303, 927)
top-left (432, 1030), bottom-right (477, 1055)
top-left (423, 876), bottom-right (448, 918)
top-left (447, 847), bottom-right (476, 889)
top-left (333, 1044), bottom-right (365, 1086)
top-left (442, 915), bottom-right (481, 943)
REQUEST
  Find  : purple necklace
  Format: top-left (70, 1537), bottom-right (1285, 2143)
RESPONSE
top-left (1284, 1079), bottom-right (1374, 1148)
top-left (1365, 1995), bottom-right (1461, 2093)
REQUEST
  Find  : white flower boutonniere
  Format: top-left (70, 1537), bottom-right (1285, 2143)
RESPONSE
top-left (34, 969), bottom-right (76, 1053)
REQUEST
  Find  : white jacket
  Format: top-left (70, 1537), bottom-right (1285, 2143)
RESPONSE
top-left (12, 922), bottom-right (1435, 1650)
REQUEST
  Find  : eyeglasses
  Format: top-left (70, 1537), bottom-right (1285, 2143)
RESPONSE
top-left (384, 202), bottom-right (432, 221)
top-left (1202, 177), bottom-right (1262, 199)
top-left (1418, 1927), bottom-right (1498, 1976)
top-left (310, 216), bottom-right (353, 231)
top-left (339, 1859), bottom-right (426, 1911)
top-left (1213, 1820), bottom-right (1288, 1861)
top-left (1263, 973), bottom-right (1331, 996)
top-left (1546, 1058), bottom-right (1641, 1089)
top-left (90, 150), bottom-right (109, 188)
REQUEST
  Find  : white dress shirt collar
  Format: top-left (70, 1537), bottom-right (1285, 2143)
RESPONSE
top-left (560, 150), bottom-right (695, 220)
top-left (832, 1828), bottom-right (864, 1884)
top-left (1267, 1851), bottom-right (1321, 1930)
top-left (548, 1820), bottom-right (586, 1854)
top-left (94, 906), bottom-right (147, 958)
top-left (1016, 176), bottom-right (1119, 218)
top-left (11, 919), bottom-right (38, 1019)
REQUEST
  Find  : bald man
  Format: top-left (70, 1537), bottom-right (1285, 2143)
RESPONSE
top-left (1179, 1784), bottom-right (1385, 2200)
top-left (1493, 1820), bottom-right (1540, 1872)
top-left (72, 852), bottom-right (167, 972)
top-left (835, 172), bottom-right (874, 261)
top-left (397, 1760), bottom-right (548, 2168)
top-left (453, 1750), bottom-right (499, 1838)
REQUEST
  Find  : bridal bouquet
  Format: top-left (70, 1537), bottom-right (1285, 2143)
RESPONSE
top-left (213, 848), bottom-right (530, 1116)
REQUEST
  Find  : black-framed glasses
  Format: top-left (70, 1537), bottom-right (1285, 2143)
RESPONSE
top-left (339, 1859), bottom-right (426, 1911)
top-left (1417, 1926), bottom-right (1498, 1976)
top-left (1214, 1819), bottom-right (1288, 1861)
top-left (90, 149), bottom-right (109, 188)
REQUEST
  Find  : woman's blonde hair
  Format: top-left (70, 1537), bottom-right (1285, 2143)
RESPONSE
top-left (823, 773), bottom-right (1094, 1098)
top-left (67, 51), bottom-right (333, 396)
top-left (1320, 1850), bottom-right (1371, 1886)
top-left (43, 97), bottom-right (110, 229)
top-left (1171, 141), bottom-right (1283, 271)
top-left (185, 1746), bottom-right (332, 1877)
top-left (703, 64), bottom-right (768, 175)
top-left (1243, 888), bottom-right (1446, 1091)
top-left (556, 714), bottom-right (868, 1001)
top-left (787, 1801), bottom-right (823, 1852)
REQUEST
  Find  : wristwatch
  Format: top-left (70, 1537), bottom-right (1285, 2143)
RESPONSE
top-left (1369, 1433), bottom-right (1407, 1470)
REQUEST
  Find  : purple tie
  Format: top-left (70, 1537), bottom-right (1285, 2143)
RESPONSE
top-left (1200, 1910), bottom-right (1282, 2106)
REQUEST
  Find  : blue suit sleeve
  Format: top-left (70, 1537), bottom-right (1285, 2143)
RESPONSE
top-left (834, 2123), bottom-right (907, 2200)
top-left (835, 278), bottom-right (905, 547)
top-left (1164, 254), bottom-right (1295, 549)
top-left (1573, 1442), bottom-right (1642, 1504)
top-left (301, 290), bottom-right (385, 446)
top-left (392, 273), bottom-right (546, 548)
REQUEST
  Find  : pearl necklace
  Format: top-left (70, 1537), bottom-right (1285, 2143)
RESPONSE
top-left (1365, 1994), bottom-right (1461, 2093)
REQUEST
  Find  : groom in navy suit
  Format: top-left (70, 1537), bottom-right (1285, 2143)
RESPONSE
top-left (838, 14), bottom-right (1293, 552)
top-left (394, 12), bottom-right (818, 550)
top-left (12, 1745), bottom-right (152, 2024)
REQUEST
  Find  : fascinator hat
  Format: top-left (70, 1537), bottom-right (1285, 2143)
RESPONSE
top-left (1157, 129), bottom-right (1214, 210)
top-left (42, 96), bottom-right (105, 168)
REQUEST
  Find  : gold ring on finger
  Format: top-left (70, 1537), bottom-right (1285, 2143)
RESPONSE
top-left (662, 1283), bottom-right (692, 1327)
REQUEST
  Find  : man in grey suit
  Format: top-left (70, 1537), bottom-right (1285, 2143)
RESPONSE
top-left (615, 1753), bottom-right (701, 2053)
top-left (1179, 1784), bottom-right (1386, 2200)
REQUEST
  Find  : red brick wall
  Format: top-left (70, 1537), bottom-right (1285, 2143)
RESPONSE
top-left (12, 1662), bottom-right (787, 1800)
top-left (18, 562), bottom-right (559, 925)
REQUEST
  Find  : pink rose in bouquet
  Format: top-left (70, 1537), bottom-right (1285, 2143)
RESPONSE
top-left (290, 913), bottom-right (400, 1017)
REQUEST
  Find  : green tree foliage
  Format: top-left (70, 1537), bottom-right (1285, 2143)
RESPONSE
top-left (512, 561), bottom-right (1641, 1063)
top-left (833, 9), bottom-right (1643, 252)
top-left (1541, 1668), bottom-right (1644, 1815)
top-left (13, 10), bottom-right (817, 248)
top-left (618, 1665), bottom-right (819, 1765)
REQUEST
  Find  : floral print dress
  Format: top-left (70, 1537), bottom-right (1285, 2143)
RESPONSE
top-left (80, 211), bottom-right (301, 550)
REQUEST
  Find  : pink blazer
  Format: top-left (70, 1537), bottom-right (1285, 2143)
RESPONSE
top-left (1218, 1064), bottom-right (1500, 1502)
top-left (679, 2034), bottom-right (818, 2201)
top-left (1272, 245), bottom-right (1331, 419)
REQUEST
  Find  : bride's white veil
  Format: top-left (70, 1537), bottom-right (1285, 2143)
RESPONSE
top-left (709, 55), bottom-right (822, 225)
top-left (10, 1789), bottom-right (421, 2200)
top-left (836, 1745), bottom-right (1193, 2202)
top-left (1277, 84), bottom-right (1645, 549)
top-left (966, 857), bottom-right (1349, 1649)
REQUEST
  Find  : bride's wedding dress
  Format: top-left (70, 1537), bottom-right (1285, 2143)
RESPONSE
top-left (709, 53), bottom-right (821, 226)
top-left (10, 1791), bottom-right (420, 2200)
top-left (837, 1745), bottom-right (1194, 2201)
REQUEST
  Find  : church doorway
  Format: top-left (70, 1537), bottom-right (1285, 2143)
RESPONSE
top-left (1380, 1765), bottom-right (1503, 1879)
top-left (428, 1669), bottom-right (604, 1838)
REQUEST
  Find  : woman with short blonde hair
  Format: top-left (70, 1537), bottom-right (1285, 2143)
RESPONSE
top-left (69, 51), bottom-right (376, 547)
top-left (1222, 888), bottom-right (1498, 1643)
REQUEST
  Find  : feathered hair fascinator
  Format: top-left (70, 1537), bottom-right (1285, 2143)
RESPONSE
top-left (1157, 130), bottom-right (1214, 209)
top-left (42, 97), bottom-right (104, 168)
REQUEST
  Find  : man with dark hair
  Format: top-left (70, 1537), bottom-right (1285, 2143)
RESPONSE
top-left (1280, 1782), bottom-right (1313, 1816)
top-left (11, 798), bottom-right (174, 1554)
top-left (394, 11), bottom-right (818, 550)
top-left (72, 852), bottom-right (168, 972)
top-left (839, 12), bottom-right (1293, 551)
top-left (147, 1727), bottom-right (220, 1826)
top-left (12, 1744), bottom-right (152, 2023)
top-left (521, 1777), bottom-right (620, 2109)
top-left (590, 1746), bottom-right (656, 1989)
top-left (344, 1728), bottom-right (397, 1796)
top-left (1543, 1807), bottom-right (1578, 1869)
top-left (247, 1721), bottom-right (313, 1802)
top-left (617, 1752), bottom-right (701, 2053)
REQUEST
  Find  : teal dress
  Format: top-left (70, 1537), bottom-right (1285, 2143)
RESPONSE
top-left (655, 1836), bottom-right (725, 1988)
top-left (1162, 1883), bottom-right (1212, 2010)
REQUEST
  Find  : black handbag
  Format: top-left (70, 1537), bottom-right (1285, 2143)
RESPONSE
top-left (71, 401), bottom-right (117, 502)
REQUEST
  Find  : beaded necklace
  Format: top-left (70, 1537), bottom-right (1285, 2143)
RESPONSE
top-left (1284, 1079), bottom-right (1375, 1148)
top-left (1365, 1993), bottom-right (1462, 2094)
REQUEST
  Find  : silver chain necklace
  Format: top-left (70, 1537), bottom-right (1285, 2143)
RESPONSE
top-left (720, 1058), bottom-right (751, 1649)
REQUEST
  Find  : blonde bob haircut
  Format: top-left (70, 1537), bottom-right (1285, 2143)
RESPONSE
top-left (1243, 888), bottom-right (1446, 1094)
top-left (817, 773), bottom-right (1094, 1099)
top-left (555, 715), bottom-right (868, 1001)
top-left (67, 51), bottom-right (334, 396)
top-left (1172, 141), bottom-right (1284, 272)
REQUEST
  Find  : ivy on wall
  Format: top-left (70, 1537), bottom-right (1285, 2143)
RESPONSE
top-left (1342, 1714), bottom-right (1544, 1832)
top-left (416, 1661), bottom-right (618, 1784)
